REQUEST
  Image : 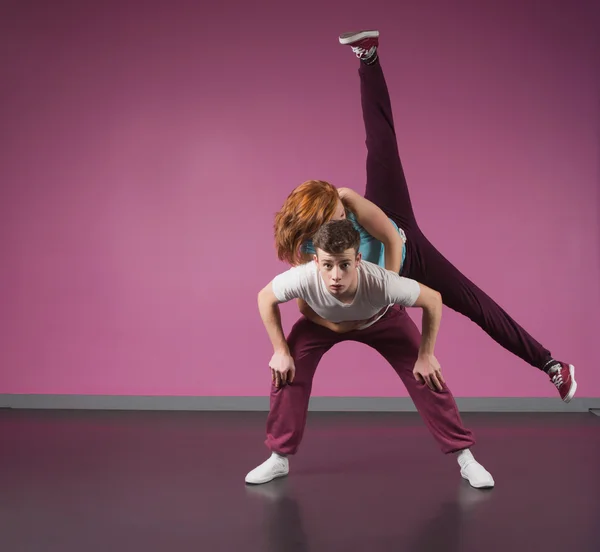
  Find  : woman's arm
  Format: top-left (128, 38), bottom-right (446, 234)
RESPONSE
top-left (338, 187), bottom-right (404, 273)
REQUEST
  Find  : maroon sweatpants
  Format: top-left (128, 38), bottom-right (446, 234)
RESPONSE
top-left (360, 58), bottom-right (552, 370)
top-left (266, 306), bottom-right (475, 455)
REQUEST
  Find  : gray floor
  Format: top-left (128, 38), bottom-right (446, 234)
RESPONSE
top-left (1, 409), bottom-right (599, 552)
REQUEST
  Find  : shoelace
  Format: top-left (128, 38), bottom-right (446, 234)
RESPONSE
top-left (551, 369), bottom-right (564, 388)
top-left (351, 46), bottom-right (370, 58)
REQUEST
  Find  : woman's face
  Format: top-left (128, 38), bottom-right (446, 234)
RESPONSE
top-left (330, 198), bottom-right (346, 221)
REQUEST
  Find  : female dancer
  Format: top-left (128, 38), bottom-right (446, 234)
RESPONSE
top-left (274, 30), bottom-right (576, 402)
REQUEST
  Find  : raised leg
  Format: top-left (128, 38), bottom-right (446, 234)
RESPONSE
top-left (360, 58), bottom-right (418, 233)
top-left (404, 233), bottom-right (553, 369)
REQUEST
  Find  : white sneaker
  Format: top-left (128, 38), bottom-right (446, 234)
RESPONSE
top-left (457, 449), bottom-right (495, 489)
top-left (245, 452), bottom-right (289, 485)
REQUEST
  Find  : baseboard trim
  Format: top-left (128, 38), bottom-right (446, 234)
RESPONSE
top-left (1, 395), bottom-right (599, 412)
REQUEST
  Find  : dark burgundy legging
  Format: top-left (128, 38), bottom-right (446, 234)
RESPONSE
top-left (360, 58), bottom-right (552, 370)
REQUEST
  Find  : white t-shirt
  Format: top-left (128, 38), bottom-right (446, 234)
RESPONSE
top-left (271, 260), bottom-right (421, 330)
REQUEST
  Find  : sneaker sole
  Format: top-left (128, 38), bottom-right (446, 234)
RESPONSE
top-left (245, 471), bottom-right (288, 485)
top-left (460, 470), bottom-right (495, 489)
top-left (339, 30), bottom-right (379, 44)
top-left (563, 364), bottom-right (577, 403)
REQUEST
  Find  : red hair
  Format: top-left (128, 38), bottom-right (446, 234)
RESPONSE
top-left (274, 180), bottom-right (347, 266)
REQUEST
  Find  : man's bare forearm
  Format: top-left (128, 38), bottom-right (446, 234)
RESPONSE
top-left (258, 293), bottom-right (289, 354)
top-left (419, 291), bottom-right (442, 357)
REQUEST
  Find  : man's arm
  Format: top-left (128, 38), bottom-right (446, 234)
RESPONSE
top-left (338, 187), bottom-right (404, 273)
top-left (410, 283), bottom-right (442, 359)
top-left (258, 282), bottom-right (296, 387)
top-left (386, 275), bottom-right (445, 391)
top-left (258, 283), bottom-right (289, 354)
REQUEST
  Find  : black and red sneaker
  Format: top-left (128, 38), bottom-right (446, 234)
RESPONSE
top-left (339, 30), bottom-right (379, 61)
top-left (547, 362), bottom-right (577, 402)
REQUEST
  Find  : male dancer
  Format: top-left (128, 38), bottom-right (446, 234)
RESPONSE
top-left (246, 219), bottom-right (494, 489)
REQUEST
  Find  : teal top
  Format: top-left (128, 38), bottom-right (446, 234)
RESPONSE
top-left (301, 212), bottom-right (406, 271)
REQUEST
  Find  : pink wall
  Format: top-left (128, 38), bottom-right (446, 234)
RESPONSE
top-left (1, 0), bottom-right (599, 398)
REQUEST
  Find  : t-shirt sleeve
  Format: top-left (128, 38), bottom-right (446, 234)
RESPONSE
top-left (271, 264), bottom-right (310, 303)
top-left (384, 273), bottom-right (421, 307)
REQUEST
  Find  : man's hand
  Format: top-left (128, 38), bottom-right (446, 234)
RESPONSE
top-left (413, 354), bottom-right (445, 392)
top-left (269, 350), bottom-right (296, 388)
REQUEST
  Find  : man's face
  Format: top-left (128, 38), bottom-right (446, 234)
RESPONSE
top-left (314, 248), bottom-right (361, 298)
